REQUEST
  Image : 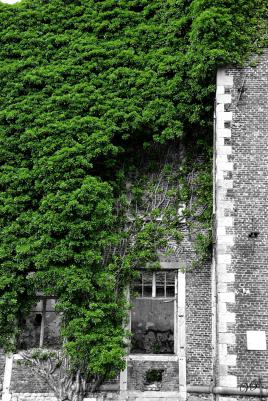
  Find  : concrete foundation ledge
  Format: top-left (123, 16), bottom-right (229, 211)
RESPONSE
top-left (126, 391), bottom-right (181, 400)
top-left (9, 392), bottom-right (181, 401)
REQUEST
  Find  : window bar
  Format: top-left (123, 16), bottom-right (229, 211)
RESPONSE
top-left (174, 272), bottom-right (178, 354)
top-left (39, 298), bottom-right (47, 348)
top-left (152, 272), bottom-right (156, 298)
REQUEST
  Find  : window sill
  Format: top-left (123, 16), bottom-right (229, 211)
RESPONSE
top-left (127, 354), bottom-right (178, 362)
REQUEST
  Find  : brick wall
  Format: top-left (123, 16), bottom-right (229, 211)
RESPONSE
top-left (10, 360), bottom-right (51, 393)
top-left (3, 48), bottom-right (268, 398)
top-left (226, 49), bottom-right (268, 388)
top-left (127, 359), bottom-right (179, 392)
top-left (0, 350), bottom-right (6, 391)
top-left (215, 49), bottom-right (268, 395)
top-left (186, 262), bottom-right (213, 385)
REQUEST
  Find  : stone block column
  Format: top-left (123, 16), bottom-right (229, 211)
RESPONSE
top-left (215, 69), bottom-right (237, 388)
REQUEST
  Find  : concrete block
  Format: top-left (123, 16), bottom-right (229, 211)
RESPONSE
top-left (216, 137), bottom-right (225, 146)
top-left (216, 85), bottom-right (225, 95)
top-left (217, 128), bottom-right (232, 137)
top-left (216, 161), bottom-right (233, 171)
top-left (218, 272), bottom-right (235, 282)
top-left (216, 216), bottom-right (234, 227)
top-left (217, 146), bottom-right (232, 155)
top-left (217, 282), bottom-right (228, 293)
top-left (219, 333), bottom-right (236, 344)
top-left (216, 200), bottom-right (234, 210)
top-left (216, 94), bottom-right (232, 104)
top-left (218, 343), bottom-right (227, 356)
top-left (218, 375), bottom-right (237, 387)
top-left (217, 70), bottom-right (234, 86)
top-left (216, 187), bottom-right (228, 201)
top-left (218, 365), bottom-right (228, 376)
top-left (217, 226), bottom-right (227, 236)
top-left (221, 354), bottom-right (237, 366)
top-left (218, 292), bottom-right (235, 303)
top-left (216, 103), bottom-right (225, 112)
top-left (217, 111), bottom-right (233, 122)
top-left (217, 263), bottom-right (229, 275)
top-left (218, 321), bottom-right (227, 332)
top-left (217, 154), bottom-right (229, 163)
top-left (220, 312), bottom-right (236, 323)
top-left (217, 235), bottom-right (234, 245)
top-left (217, 253), bottom-right (232, 264)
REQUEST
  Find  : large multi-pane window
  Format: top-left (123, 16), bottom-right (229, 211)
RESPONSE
top-left (131, 270), bottom-right (177, 354)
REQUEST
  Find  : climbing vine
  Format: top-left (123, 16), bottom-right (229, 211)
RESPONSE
top-left (0, 0), bottom-right (267, 391)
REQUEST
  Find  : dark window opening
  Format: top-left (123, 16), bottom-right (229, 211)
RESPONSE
top-left (34, 314), bottom-right (42, 327)
top-left (145, 369), bottom-right (164, 384)
top-left (18, 297), bottom-right (61, 350)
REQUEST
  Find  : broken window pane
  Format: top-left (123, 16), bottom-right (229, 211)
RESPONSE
top-left (131, 298), bottom-right (174, 354)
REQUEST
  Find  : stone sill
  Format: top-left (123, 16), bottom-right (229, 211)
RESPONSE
top-left (127, 354), bottom-right (178, 362)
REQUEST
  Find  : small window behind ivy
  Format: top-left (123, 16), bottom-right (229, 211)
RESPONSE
top-left (18, 297), bottom-right (61, 350)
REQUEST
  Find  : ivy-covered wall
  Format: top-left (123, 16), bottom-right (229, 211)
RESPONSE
top-left (0, 0), bottom-right (267, 397)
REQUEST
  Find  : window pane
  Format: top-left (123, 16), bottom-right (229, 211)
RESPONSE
top-left (133, 286), bottom-right (142, 297)
top-left (131, 299), bottom-right (174, 354)
top-left (166, 271), bottom-right (176, 285)
top-left (32, 300), bottom-right (43, 312)
top-left (143, 286), bottom-right (152, 297)
top-left (143, 272), bottom-right (152, 285)
top-left (142, 272), bottom-right (152, 297)
top-left (156, 272), bottom-right (165, 297)
top-left (156, 286), bottom-right (165, 297)
top-left (133, 272), bottom-right (142, 285)
top-left (166, 286), bottom-right (175, 297)
top-left (44, 299), bottom-right (61, 348)
top-left (155, 271), bottom-right (165, 285)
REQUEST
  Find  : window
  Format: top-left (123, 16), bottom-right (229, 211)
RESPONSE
top-left (131, 270), bottom-right (177, 355)
top-left (18, 296), bottom-right (61, 350)
top-left (133, 271), bottom-right (176, 298)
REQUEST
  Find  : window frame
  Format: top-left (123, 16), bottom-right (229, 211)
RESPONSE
top-left (130, 269), bottom-right (178, 356)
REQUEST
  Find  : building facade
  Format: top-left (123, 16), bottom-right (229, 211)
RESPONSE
top-left (1, 50), bottom-right (268, 401)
